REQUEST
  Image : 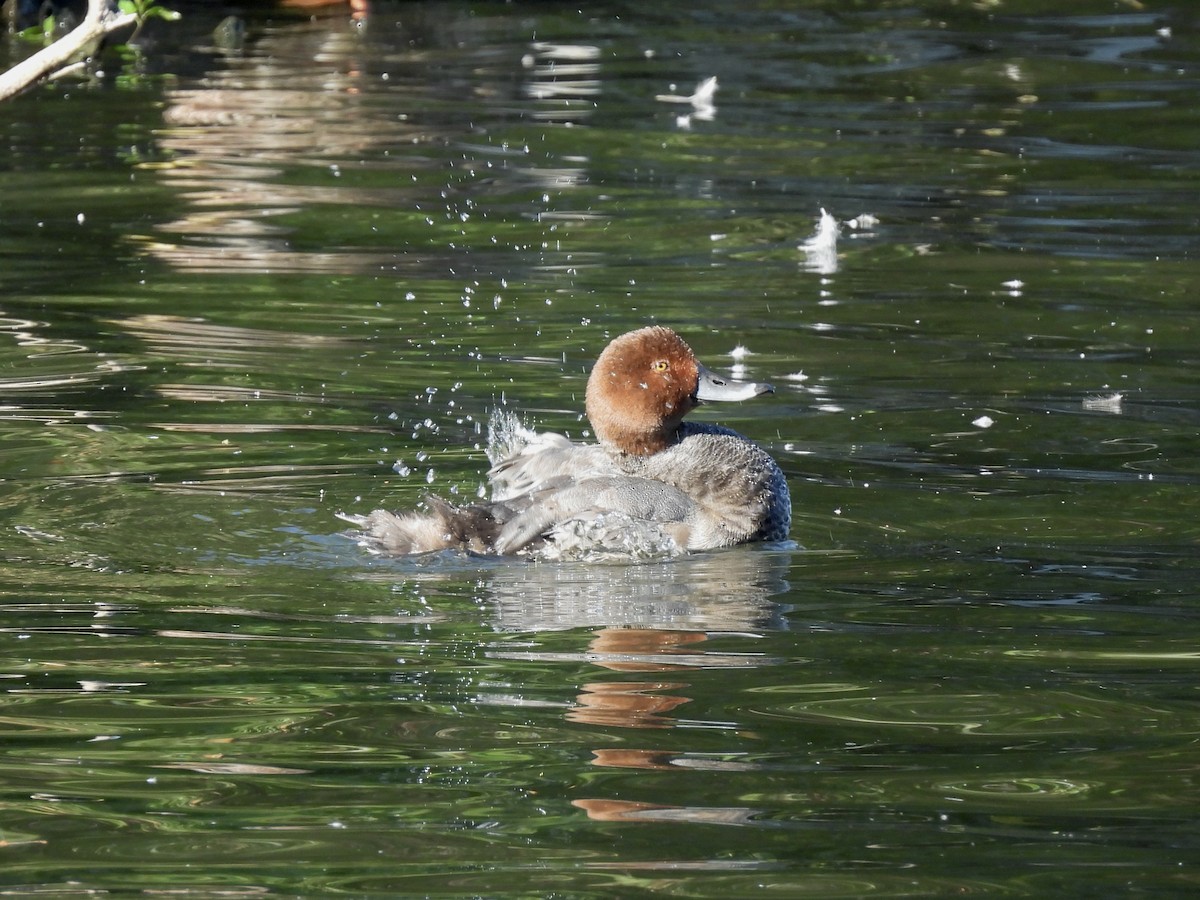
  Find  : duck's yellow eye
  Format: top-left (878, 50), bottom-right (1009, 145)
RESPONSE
top-left (651, 359), bottom-right (669, 373)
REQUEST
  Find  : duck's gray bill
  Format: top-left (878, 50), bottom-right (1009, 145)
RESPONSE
top-left (695, 364), bottom-right (774, 402)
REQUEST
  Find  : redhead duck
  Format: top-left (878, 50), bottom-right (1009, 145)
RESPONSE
top-left (341, 326), bottom-right (791, 558)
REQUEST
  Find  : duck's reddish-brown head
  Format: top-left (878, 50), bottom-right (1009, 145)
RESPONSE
top-left (584, 326), bottom-right (773, 456)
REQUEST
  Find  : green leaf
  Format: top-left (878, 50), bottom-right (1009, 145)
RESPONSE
top-left (118, 0), bottom-right (138, 14)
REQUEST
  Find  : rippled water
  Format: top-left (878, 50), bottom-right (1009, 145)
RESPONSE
top-left (2, 0), bottom-right (1199, 894)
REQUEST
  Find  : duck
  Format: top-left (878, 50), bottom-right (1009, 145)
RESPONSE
top-left (340, 325), bottom-right (791, 559)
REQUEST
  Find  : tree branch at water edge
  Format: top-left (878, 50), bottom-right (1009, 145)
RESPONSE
top-left (0, 0), bottom-right (136, 102)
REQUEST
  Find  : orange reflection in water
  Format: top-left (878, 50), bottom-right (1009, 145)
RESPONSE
top-left (279, 0), bottom-right (369, 18)
top-left (572, 798), bottom-right (762, 827)
top-left (567, 628), bottom-right (707, 729)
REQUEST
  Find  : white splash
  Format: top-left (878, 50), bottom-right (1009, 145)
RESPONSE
top-left (656, 75), bottom-right (718, 123)
top-left (801, 208), bottom-right (840, 274)
top-left (540, 511), bottom-right (683, 562)
top-left (1083, 392), bottom-right (1123, 414)
top-left (689, 75), bottom-right (719, 108)
top-left (485, 406), bottom-right (540, 466)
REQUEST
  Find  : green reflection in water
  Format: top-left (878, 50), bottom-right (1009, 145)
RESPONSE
top-left (2, 0), bottom-right (1200, 895)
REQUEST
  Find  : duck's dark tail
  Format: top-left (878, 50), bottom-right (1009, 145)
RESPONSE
top-left (338, 495), bottom-right (508, 556)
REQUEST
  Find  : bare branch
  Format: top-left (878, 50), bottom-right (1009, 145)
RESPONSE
top-left (0, 0), bottom-right (137, 102)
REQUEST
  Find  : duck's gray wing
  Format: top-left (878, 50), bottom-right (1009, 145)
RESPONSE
top-left (488, 434), bottom-right (615, 502)
top-left (492, 476), bottom-right (697, 555)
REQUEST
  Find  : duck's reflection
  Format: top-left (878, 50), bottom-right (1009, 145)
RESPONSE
top-left (466, 548), bottom-right (793, 826)
top-left (483, 547), bottom-right (791, 637)
top-left (568, 675), bottom-right (692, 729)
top-left (572, 798), bottom-right (764, 826)
top-left (482, 547), bottom-right (789, 794)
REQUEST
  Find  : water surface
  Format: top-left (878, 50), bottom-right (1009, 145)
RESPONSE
top-left (1, 0), bottom-right (1199, 894)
